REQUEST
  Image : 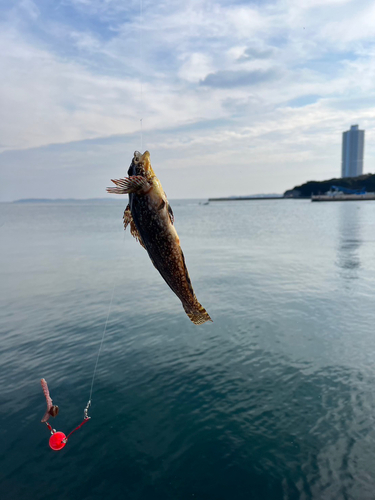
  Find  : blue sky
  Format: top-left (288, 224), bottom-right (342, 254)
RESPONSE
top-left (1, 0), bottom-right (375, 201)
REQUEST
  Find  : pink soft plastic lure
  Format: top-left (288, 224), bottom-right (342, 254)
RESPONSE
top-left (40, 378), bottom-right (59, 422)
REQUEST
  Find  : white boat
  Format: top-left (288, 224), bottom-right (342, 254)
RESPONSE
top-left (312, 185), bottom-right (375, 201)
top-left (312, 191), bottom-right (375, 202)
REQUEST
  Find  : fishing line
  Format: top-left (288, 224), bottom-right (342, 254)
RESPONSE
top-left (88, 285), bottom-right (116, 403)
top-left (87, 228), bottom-right (126, 404)
top-left (139, 0), bottom-right (144, 151)
top-left (89, 0), bottom-right (145, 400)
top-left (80, 0), bottom-right (146, 416)
top-left (88, 0), bottom-right (145, 393)
top-left (88, 0), bottom-right (146, 401)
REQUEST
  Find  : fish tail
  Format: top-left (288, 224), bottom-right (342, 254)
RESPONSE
top-left (183, 301), bottom-right (212, 325)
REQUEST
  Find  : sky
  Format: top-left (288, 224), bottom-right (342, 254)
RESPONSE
top-left (1, 0), bottom-right (375, 201)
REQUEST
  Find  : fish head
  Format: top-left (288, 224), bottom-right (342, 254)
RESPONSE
top-left (128, 151), bottom-right (155, 180)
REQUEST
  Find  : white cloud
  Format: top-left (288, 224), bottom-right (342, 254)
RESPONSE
top-left (0, 30), bottom-right (143, 151)
top-left (178, 53), bottom-right (213, 83)
top-left (224, 6), bottom-right (266, 38)
top-left (319, 2), bottom-right (375, 43)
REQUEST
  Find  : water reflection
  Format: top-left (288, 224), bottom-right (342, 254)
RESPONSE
top-left (336, 203), bottom-right (362, 278)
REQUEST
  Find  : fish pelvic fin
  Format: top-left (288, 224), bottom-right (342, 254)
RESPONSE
top-left (107, 175), bottom-right (150, 195)
top-left (130, 220), bottom-right (146, 249)
top-left (123, 204), bottom-right (132, 230)
top-left (183, 301), bottom-right (213, 325)
top-left (123, 204), bottom-right (146, 249)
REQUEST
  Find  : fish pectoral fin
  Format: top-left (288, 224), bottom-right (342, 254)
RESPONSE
top-left (130, 220), bottom-right (146, 249)
top-left (167, 202), bottom-right (174, 224)
top-left (123, 204), bottom-right (132, 230)
top-left (107, 176), bottom-right (150, 195)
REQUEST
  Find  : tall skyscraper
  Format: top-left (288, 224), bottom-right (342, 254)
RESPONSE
top-left (341, 124), bottom-right (365, 178)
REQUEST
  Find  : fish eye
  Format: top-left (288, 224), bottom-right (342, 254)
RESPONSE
top-left (134, 151), bottom-right (141, 162)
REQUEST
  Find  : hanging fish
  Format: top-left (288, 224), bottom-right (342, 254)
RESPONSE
top-left (107, 151), bottom-right (212, 325)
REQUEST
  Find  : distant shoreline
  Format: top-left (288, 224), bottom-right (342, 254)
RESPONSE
top-left (6, 197), bottom-right (206, 204)
top-left (208, 196), bottom-right (306, 202)
top-left (7, 196), bottom-right (289, 204)
top-left (11, 198), bottom-right (122, 204)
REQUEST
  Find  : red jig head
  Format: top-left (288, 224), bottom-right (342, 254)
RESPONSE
top-left (49, 431), bottom-right (67, 451)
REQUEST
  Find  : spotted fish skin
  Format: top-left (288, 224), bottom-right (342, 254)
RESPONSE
top-left (107, 151), bottom-right (212, 325)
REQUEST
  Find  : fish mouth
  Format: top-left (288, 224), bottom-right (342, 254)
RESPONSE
top-left (133, 151), bottom-right (154, 178)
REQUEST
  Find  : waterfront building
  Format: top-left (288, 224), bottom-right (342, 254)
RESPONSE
top-left (341, 124), bottom-right (365, 178)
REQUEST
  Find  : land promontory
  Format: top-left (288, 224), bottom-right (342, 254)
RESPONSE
top-left (284, 173), bottom-right (375, 198)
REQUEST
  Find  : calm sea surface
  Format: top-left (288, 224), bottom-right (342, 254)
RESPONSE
top-left (1, 199), bottom-right (375, 499)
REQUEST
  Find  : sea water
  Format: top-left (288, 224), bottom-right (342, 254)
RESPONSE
top-left (1, 199), bottom-right (375, 499)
